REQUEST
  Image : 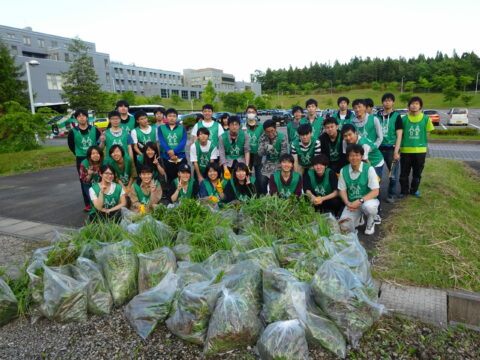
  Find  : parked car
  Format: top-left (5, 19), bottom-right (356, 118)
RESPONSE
top-left (423, 110), bottom-right (440, 126)
top-left (447, 108), bottom-right (469, 125)
top-left (272, 111), bottom-right (287, 126)
top-left (92, 117), bottom-right (109, 131)
top-left (212, 112), bottom-right (233, 121)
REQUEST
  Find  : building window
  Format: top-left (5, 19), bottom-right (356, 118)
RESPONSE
top-left (23, 36), bottom-right (31, 45)
top-left (161, 89), bottom-right (169, 98)
top-left (104, 59), bottom-right (109, 68)
top-left (181, 90), bottom-right (188, 99)
top-left (7, 33), bottom-right (15, 39)
top-left (172, 89), bottom-right (179, 95)
top-left (11, 45), bottom-right (18, 55)
top-left (38, 39), bottom-right (45, 48)
top-left (51, 40), bottom-right (58, 47)
top-left (46, 74), bottom-right (63, 90)
top-left (190, 91), bottom-right (197, 99)
top-left (50, 53), bottom-right (59, 61)
top-left (64, 53), bottom-right (69, 62)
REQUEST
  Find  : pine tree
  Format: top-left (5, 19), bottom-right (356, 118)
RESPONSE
top-left (0, 39), bottom-right (28, 106)
top-left (61, 38), bottom-right (104, 111)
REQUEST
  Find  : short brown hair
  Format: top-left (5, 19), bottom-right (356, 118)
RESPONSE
top-left (246, 105), bottom-right (257, 113)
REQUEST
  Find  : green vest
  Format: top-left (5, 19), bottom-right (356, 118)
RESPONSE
top-left (106, 156), bottom-right (132, 186)
top-left (266, 132), bottom-right (285, 162)
top-left (89, 182), bottom-right (122, 214)
top-left (133, 181), bottom-right (158, 205)
top-left (72, 126), bottom-right (97, 157)
top-left (119, 115), bottom-right (136, 133)
top-left (379, 112), bottom-right (399, 146)
top-left (222, 131), bottom-right (246, 160)
top-left (401, 115), bottom-right (429, 150)
top-left (198, 121), bottom-right (220, 147)
top-left (105, 128), bottom-right (129, 158)
top-left (195, 141), bottom-right (215, 174)
top-left (159, 124), bottom-right (184, 152)
top-left (135, 126), bottom-right (157, 146)
top-left (342, 163), bottom-right (372, 202)
top-left (273, 171), bottom-right (300, 199)
top-left (230, 177), bottom-right (256, 202)
top-left (327, 133), bottom-right (342, 162)
top-left (293, 138), bottom-right (316, 167)
top-left (357, 136), bottom-right (383, 167)
top-left (286, 121), bottom-right (300, 144)
top-left (307, 168), bottom-right (333, 196)
top-left (80, 158), bottom-right (102, 185)
top-left (300, 116), bottom-right (323, 140)
top-left (332, 111), bottom-right (354, 129)
top-left (203, 179), bottom-right (226, 198)
top-left (246, 125), bottom-right (263, 154)
top-left (173, 178), bottom-right (195, 199)
top-left (137, 154), bottom-right (159, 180)
top-left (353, 115), bottom-right (377, 144)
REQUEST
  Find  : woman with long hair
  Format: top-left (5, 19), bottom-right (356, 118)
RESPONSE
top-left (223, 162), bottom-right (256, 202)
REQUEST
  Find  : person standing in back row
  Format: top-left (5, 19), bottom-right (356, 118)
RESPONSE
top-left (191, 104), bottom-right (224, 147)
top-left (116, 100), bottom-right (136, 133)
top-left (300, 98), bottom-right (323, 140)
top-left (351, 99), bottom-right (383, 148)
top-left (68, 109), bottom-right (101, 211)
top-left (218, 116), bottom-right (250, 174)
top-left (397, 96), bottom-right (434, 198)
top-left (245, 105), bottom-right (264, 183)
top-left (332, 96), bottom-right (354, 129)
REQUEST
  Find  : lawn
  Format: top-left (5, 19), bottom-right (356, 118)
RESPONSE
top-left (373, 158), bottom-right (480, 292)
top-left (0, 146), bottom-right (75, 176)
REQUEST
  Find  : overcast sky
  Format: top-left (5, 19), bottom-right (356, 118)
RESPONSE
top-left (2, 0), bottom-right (479, 81)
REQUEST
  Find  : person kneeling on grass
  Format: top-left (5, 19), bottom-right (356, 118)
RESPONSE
top-left (224, 162), bottom-right (257, 202)
top-left (89, 164), bottom-right (127, 222)
top-left (169, 163), bottom-right (198, 203)
top-left (269, 154), bottom-right (302, 199)
top-left (129, 165), bottom-right (162, 213)
top-left (303, 154), bottom-right (343, 216)
top-left (338, 144), bottom-right (380, 235)
top-left (79, 145), bottom-right (105, 212)
top-left (199, 162), bottom-right (226, 203)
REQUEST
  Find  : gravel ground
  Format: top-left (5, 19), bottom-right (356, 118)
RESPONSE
top-left (0, 235), bottom-right (48, 279)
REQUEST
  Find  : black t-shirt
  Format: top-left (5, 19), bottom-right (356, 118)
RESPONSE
top-left (67, 125), bottom-right (101, 155)
top-left (319, 132), bottom-right (347, 172)
top-left (223, 180), bottom-right (257, 202)
top-left (167, 179), bottom-right (199, 203)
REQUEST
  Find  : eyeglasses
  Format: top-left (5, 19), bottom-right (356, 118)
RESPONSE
top-left (102, 172), bottom-right (114, 176)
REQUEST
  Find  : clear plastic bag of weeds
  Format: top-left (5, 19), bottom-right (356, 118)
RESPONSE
top-left (311, 260), bottom-right (385, 348)
top-left (39, 266), bottom-right (88, 322)
top-left (166, 279), bottom-right (223, 344)
top-left (125, 272), bottom-right (179, 340)
top-left (204, 288), bottom-right (263, 355)
top-left (51, 229), bottom-right (76, 244)
top-left (0, 278), bottom-right (18, 327)
top-left (138, 247), bottom-right (177, 293)
top-left (230, 234), bottom-right (257, 256)
top-left (272, 239), bottom-right (307, 265)
top-left (121, 207), bottom-right (137, 222)
top-left (95, 240), bottom-right (138, 307)
top-left (202, 250), bottom-right (235, 271)
top-left (72, 257), bottom-right (112, 315)
top-left (27, 258), bottom-right (48, 304)
top-left (322, 212), bottom-right (341, 235)
top-left (261, 267), bottom-right (304, 323)
top-left (212, 226), bottom-right (236, 242)
top-left (172, 244), bottom-right (193, 262)
top-left (239, 247), bottom-right (279, 269)
top-left (176, 262), bottom-right (217, 288)
top-left (219, 208), bottom-right (238, 226)
top-left (221, 260), bottom-right (263, 311)
top-left (256, 319), bottom-right (310, 360)
top-left (137, 216), bottom-right (175, 243)
top-left (176, 228), bottom-right (193, 245)
top-left (292, 250), bottom-right (328, 282)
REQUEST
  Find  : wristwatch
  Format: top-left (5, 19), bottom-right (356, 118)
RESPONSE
top-left (359, 198), bottom-right (365, 203)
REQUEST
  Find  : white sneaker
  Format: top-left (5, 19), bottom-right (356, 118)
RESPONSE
top-left (365, 223), bottom-right (375, 235)
top-left (374, 215), bottom-right (382, 225)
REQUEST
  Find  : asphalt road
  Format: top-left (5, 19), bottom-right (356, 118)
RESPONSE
top-left (431, 107), bottom-right (480, 130)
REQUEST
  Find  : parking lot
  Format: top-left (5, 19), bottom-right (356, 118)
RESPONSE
top-left (431, 107), bottom-right (480, 130)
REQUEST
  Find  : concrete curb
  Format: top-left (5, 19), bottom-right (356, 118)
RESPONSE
top-left (0, 216), bottom-right (72, 242)
top-left (429, 139), bottom-right (480, 144)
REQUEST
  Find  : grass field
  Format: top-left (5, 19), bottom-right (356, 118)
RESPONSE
top-left (373, 158), bottom-right (480, 292)
top-left (0, 146), bottom-right (75, 176)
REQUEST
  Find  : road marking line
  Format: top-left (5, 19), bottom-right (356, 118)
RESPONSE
top-left (440, 123), bottom-right (447, 130)
top-left (468, 123), bottom-right (480, 129)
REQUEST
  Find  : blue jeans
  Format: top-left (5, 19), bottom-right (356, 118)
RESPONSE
top-left (380, 146), bottom-right (399, 197)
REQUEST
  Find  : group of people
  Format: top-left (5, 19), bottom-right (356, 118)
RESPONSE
top-left (68, 94), bottom-right (434, 235)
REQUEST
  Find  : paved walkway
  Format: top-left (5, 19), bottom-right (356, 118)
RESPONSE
top-left (428, 143), bottom-right (480, 161)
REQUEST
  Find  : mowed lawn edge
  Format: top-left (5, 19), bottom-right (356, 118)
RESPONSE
top-left (373, 158), bottom-right (480, 293)
top-left (0, 146), bottom-right (75, 176)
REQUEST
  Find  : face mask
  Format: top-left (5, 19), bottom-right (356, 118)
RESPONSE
top-left (246, 113), bottom-right (256, 120)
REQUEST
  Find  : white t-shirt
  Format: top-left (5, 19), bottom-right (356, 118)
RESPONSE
top-left (89, 183), bottom-right (126, 201)
top-left (189, 140), bottom-right (219, 162)
top-left (130, 125), bottom-right (156, 144)
top-left (190, 120), bottom-right (225, 138)
top-left (337, 162), bottom-right (380, 191)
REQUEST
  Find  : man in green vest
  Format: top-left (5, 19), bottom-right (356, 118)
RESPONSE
top-left (332, 96), bottom-right (354, 129)
top-left (269, 154), bottom-right (302, 198)
top-left (397, 96), bottom-right (434, 198)
top-left (257, 120), bottom-right (290, 194)
top-left (303, 154), bottom-right (342, 216)
top-left (190, 127), bottom-right (218, 183)
top-left (287, 106), bottom-right (303, 144)
top-left (218, 116), bottom-right (250, 173)
top-left (378, 93), bottom-right (403, 203)
top-left (300, 98), bottom-right (323, 140)
top-left (365, 98), bottom-right (375, 115)
top-left (68, 109), bottom-right (101, 211)
top-left (338, 144), bottom-right (380, 235)
top-left (291, 123), bottom-right (322, 174)
top-left (99, 110), bottom-right (134, 160)
top-left (191, 104), bottom-right (224, 147)
top-left (320, 117), bottom-right (347, 173)
top-left (131, 110), bottom-right (158, 156)
top-left (116, 100), bottom-right (136, 132)
top-left (129, 165), bottom-right (163, 213)
top-left (157, 108), bottom-right (188, 183)
top-left (246, 105), bottom-right (264, 182)
top-left (351, 99), bottom-right (383, 148)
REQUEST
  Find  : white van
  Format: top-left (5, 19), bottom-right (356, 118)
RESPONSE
top-left (447, 108), bottom-right (469, 125)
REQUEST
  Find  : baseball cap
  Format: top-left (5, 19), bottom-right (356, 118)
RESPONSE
top-left (178, 163), bottom-right (191, 173)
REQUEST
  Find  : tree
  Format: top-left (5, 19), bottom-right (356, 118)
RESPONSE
top-left (0, 39), bottom-right (28, 107)
top-left (253, 95), bottom-right (267, 110)
top-left (404, 81), bottom-right (416, 92)
top-left (219, 92), bottom-right (246, 112)
top-left (371, 81), bottom-right (381, 91)
top-left (399, 93), bottom-right (412, 104)
top-left (443, 86), bottom-right (460, 103)
top-left (458, 75), bottom-right (474, 92)
top-left (61, 38), bottom-right (104, 111)
top-left (432, 75), bottom-right (456, 91)
top-left (120, 90), bottom-right (136, 106)
top-left (170, 93), bottom-right (181, 105)
top-left (461, 94), bottom-right (473, 106)
top-left (418, 77), bottom-right (433, 92)
top-left (201, 80), bottom-right (216, 104)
